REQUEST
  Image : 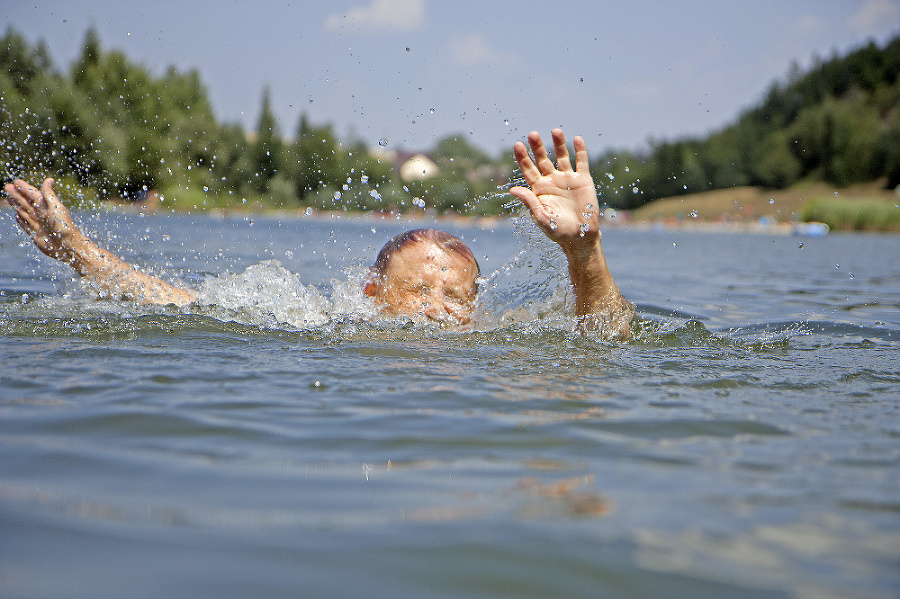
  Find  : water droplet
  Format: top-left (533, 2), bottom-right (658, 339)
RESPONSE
top-left (683, 184), bottom-right (688, 190)
top-left (690, 210), bottom-right (698, 218)
top-left (582, 212), bottom-right (592, 219)
top-left (579, 222), bottom-right (589, 236)
top-left (797, 242), bottom-right (804, 249)
top-left (849, 273), bottom-right (854, 279)
top-left (549, 219), bottom-right (558, 230)
top-left (284, 250), bottom-right (293, 259)
top-left (305, 207), bottom-right (313, 216)
top-left (333, 191), bottom-right (342, 200)
top-left (503, 119), bottom-right (510, 126)
top-left (632, 187), bottom-right (639, 194)
top-left (412, 197), bottom-right (425, 208)
top-left (360, 174), bottom-right (369, 184)
top-left (624, 166), bottom-right (630, 173)
top-left (378, 138), bottom-right (388, 147)
top-left (769, 198), bottom-right (775, 204)
top-left (606, 173), bottom-right (615, 181)
top-left (834, 192), bottom-right (839, 197)
top-left (369, 190), bottom-right (382, 200)
top-left (429, 108), bottom-right (435, 114)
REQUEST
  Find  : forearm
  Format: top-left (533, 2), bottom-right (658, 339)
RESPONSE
top-left (562, 236), bottom-right (634, 339)
top-left (6, 177), bottom-right (193, 305)
top-left (67, 236), bottom-right (196, 306)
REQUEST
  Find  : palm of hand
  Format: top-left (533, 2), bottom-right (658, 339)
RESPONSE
top-left (510, 130), bottom-right (603, 247)
top-left (32, 201), bottom-right (76, 259)
top-left (528, 170), bottom-right (599, 242)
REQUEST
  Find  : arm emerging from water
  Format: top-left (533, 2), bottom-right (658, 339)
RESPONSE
top-left (509, 130), bottom-right (634, 340)
top-left (4, 178), bottom-right (197, 306)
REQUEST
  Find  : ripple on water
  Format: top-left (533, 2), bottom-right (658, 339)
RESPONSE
top-left (573, 418), bottom-right (791, 443)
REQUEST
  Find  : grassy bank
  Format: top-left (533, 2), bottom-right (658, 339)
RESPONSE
top-left (631, 181), bottom-right (900, 232)
top-left (800, 197), bottom-right (900, 232)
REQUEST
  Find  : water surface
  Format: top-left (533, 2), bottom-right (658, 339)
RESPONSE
top-left (1, 211), bottom-right (898, 598)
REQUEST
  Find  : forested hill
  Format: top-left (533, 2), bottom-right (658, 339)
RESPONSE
top-left (1, 27), bottom-right (899, 214)
top-left (0, 27), bottom-right (508, 214)
top-left (594, 33), bottom-right (900, 209)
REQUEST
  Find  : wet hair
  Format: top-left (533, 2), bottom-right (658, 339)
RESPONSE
top-left (371, 228), bottom-right (480, 280)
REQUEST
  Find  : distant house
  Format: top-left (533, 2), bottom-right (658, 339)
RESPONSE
top-left (399, 153), bottom-right (440, 181)
top-left (367, 148), bottom-right (441, 182)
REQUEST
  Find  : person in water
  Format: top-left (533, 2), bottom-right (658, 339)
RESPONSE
top-left (4, 129), bottom-right (634, 339)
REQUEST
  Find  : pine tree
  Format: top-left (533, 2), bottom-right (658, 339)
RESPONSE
top-left (251, 85), bottom-right (281, 193)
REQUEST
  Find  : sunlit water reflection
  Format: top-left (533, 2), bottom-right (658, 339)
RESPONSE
top-left (1, 210), bottom-right (898, 598)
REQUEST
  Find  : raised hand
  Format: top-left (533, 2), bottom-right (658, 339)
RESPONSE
top-left (4, 177), bottom-right (196, 306)
top-left (509, 129), bottom-right (600, 248)
top-left (508, 129), bottom-right (633, 339)
top-left (5, 178), bottom-right (85, 266)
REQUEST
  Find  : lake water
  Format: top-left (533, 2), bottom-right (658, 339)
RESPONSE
top-left (1, 210), bottom-right (898, 599)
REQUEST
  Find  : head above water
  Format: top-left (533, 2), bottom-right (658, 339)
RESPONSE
top-left (364, 229), bottom-right (480, 326)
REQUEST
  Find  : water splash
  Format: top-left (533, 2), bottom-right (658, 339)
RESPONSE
top-left (198, 261), bottom-right (331, 329)
top-left (472, 214), bottom-right (572, 332)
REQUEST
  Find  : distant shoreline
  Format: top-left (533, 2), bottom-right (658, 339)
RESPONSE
top-left (69, 179), bottom-right (900, 234)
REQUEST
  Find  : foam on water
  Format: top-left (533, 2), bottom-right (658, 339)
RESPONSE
top-left (197, 260), bottom-right (333, 329)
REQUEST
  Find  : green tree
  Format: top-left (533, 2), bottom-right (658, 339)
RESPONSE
top-left (71, 27), bottom-right (100, 88)
top-left (250, 86), bottom-right (282, 193)
top-left (0, 27), bottom-right (54, 95)
top-left (751, 130), bottom-right (801, 188)
top-left (789, 96), bottom-right (882, 186)
top-left (292, 114), bottom-right (343, 202)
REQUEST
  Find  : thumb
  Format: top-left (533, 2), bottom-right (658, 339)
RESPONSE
top-left (509, 185), bottom-right (540, 215)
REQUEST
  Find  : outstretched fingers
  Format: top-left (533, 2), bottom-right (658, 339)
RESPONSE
top-left (573, 135), bottom-right (589, 173)
top-left (7, 178), bottom-right (44, 209)
top-left (551, 128), bottom-right (573, 172)
top-left (527, 130), bottom-right (556, 175)
top-left (5, 178), bottom-right (80, 257)
top-left (40, 177), bottom-right (57, 208)
top-left (513, 140), bottom-right (542, 187)
top-left (5, 181), bottom-right (39, 231)
top-left (518, 129), bottom-right (576, 177)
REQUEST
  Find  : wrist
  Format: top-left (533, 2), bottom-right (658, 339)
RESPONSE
top-left (66, 236), bottom-right (103, 274)
top-left (560, 232), bottom-right (603, 270)
top-left (562, 234), bottom-right (621, 313)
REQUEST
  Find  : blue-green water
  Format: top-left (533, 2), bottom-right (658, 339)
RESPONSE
top-left (1, 211), bottom-right (898, 598)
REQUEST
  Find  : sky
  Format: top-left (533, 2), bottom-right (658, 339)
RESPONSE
top-left (5, 0), bottom-right (900, 158)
